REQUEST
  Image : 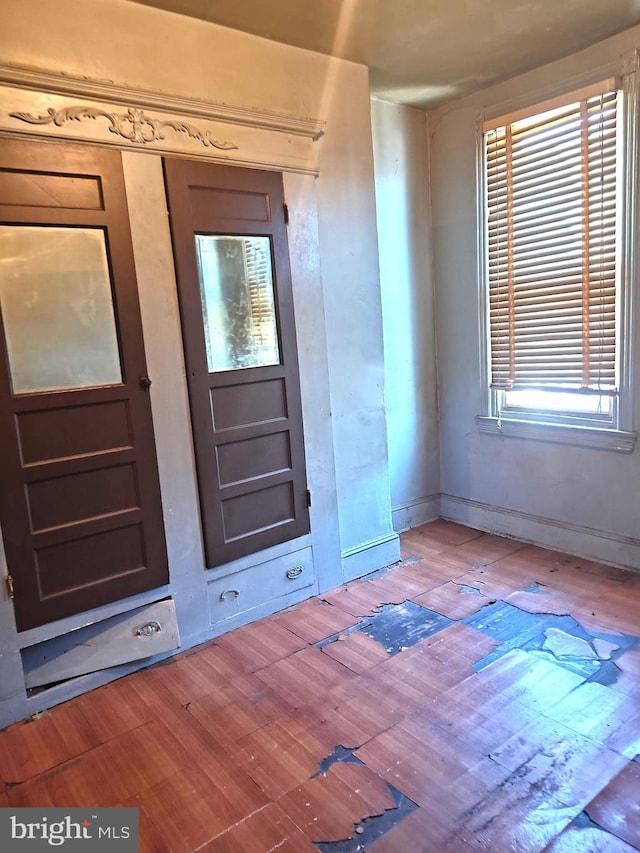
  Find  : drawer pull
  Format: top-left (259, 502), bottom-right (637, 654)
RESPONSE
top-left (134, 621), bottom-right (162, 638)
top-left (286, 566), bottom-right (304, 580)
top-left (219, 588), bottom-right (240, 602)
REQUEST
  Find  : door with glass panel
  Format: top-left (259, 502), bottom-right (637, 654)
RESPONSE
top-left (163, 159), bottom-right (309, 568)
top-left (0, 138), bottom-right (168, 631)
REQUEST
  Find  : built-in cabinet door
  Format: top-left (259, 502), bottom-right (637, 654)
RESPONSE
top-left (163, 159), bottom-right (309, 568)
top-left (0, 138), bottom-right (169, 632)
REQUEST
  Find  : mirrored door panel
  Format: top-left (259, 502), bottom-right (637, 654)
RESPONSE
top-left (0, 225), bottom-right (122, 394)
top-left (195, 234), bottom-right (280, 372)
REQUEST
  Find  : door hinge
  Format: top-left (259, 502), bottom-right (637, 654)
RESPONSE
top-left (283, 202), bottom-right (290, 225)
top-left (5, 574), bottom-right (14, 600)
top-left (306, 489), bottom-right (311, 508)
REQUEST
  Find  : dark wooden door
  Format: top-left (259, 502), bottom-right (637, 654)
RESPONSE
top-left (163, 159), bottom-right (309, 568)
top-left (0, 138), bottom-right (169, 632)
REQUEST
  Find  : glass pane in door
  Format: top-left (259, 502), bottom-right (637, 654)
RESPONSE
top-left (195, 235), bottom-right (280, 372)
top-left (0, 226), bottom-right (122, 394)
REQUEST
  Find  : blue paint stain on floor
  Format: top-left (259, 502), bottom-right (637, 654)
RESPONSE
top-left (463, 601), bottom-right (638, 682)
top-left (358, 602), bottom-right (453, 656)
top-left (316, 602), bottom-right (452, 657)
top-left (317, 578), bottom-right (637, 690)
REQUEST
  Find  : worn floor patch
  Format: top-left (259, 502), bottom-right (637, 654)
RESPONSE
top-left (592, 638), bottom-right (620, 660)
top-left (308, 746), bottom-right (418, 851)
top-left (583, 757), bottom-right (640, 848)
top-left (457, 584), bottom-right (485, 597)
top-left (314, 782), bottom-right (418, 852)
top-left (316, 585), bottom-right (638, 688)
top-left (360, 603), bottom-right (453, 655)
top-left (314, 745), bottom-right (361, 777)
top-left (521, 581), bottom-right (547, 595)
top-left (543, 628), bottom-right (598, 661)
top-left (463, 601), bottom-right (638, 683)
top-left (549, 810), bottom-right (639, 852)
top-left (316, 602), bottom-right (452, 657)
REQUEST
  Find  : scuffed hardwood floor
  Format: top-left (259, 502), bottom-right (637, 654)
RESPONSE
top-left (1, 520), bottom-right (639, 851)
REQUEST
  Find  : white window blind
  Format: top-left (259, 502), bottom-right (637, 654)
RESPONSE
top-left (485, 85), bottom-right (619, 393)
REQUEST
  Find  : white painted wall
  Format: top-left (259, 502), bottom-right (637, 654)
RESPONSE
top-left (0, 0), bottom-right (398, 726)
top-left (371, 99), bottom-right (440, 532)
top-left (430, 25), bottom-right (640, 569)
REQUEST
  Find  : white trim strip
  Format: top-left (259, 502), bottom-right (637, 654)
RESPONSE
top-left (341, 531), bottom-right (400, 560)
top-left (475, 415), bottom-right (636, 452)
top-left (483, 77), bottom-right (619, 131)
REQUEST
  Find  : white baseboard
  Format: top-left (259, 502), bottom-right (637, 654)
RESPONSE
top-left (392, 494), bottom-right (441, 532)
top-left (440, 493), bottom-right (640, 573)
top-left (341, 532), bottom-right (401, 583)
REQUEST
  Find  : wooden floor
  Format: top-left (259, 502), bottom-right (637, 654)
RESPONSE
top-left (1, 521), bottom-right (640, 852)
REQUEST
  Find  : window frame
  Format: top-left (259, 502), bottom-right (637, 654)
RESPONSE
top-left (475, 66), bottom-right (639, 453)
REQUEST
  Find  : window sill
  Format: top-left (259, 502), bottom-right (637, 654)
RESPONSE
top-left (475, 415), bottom-right (636, 453)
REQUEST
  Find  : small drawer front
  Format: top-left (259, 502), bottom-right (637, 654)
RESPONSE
top-left (207, 548), bottom-right (314, 624)
top-left (22, 599), bottom-right (180, 689)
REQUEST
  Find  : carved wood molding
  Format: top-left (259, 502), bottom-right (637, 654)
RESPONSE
top-left (10, 106), bottom-right (238, 151)
top-left (0, 63), bottom-right (325, 140)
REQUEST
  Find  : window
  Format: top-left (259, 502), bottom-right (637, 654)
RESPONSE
top-left (477, 75), bottom-right (637, 451)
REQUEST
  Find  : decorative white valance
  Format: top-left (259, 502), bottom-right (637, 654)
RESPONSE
top-left (0, 63), bottom-right (325, 175)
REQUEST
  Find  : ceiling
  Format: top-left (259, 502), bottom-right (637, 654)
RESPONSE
top-left (131, 0), bottom-right (640, 108)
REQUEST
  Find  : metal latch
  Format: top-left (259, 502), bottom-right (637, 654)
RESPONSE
top-left (219, 588), bottom-right (240, 602)
top-left (286, 566), bottom-right (303, 580)
top-left (134, 621), bottom-right (162, 637)
top-left (5, 574), bottom-right (14, 600)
